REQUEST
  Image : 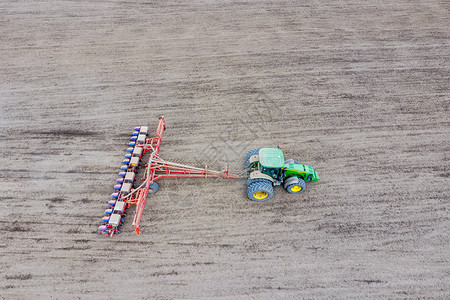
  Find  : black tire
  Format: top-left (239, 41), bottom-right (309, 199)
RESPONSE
top-left (246, 148), bottom-right (260, 168)
top-left (284, 159), bottom-right (300, 164)
top-left (148, 182), bottom-right (159, 194)
top-left (285, 178), bottom-right (306, 194)
top-left (247, 179), bottom-right (274, 201)
top-left (247, 178), bottom-right (265, 186)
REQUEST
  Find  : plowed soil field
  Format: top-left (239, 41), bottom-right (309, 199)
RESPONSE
top-left (1, 1), bottom-right (449, 299)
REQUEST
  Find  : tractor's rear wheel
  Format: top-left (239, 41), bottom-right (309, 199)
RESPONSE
top-left (284, 159), bottom-right (300, 164)
top-left (247, 179), bottom-right (273, 201)
top-left (246, 148), bottom-right (260, 168)
top-left (284, 177), bottom-right (306, 194)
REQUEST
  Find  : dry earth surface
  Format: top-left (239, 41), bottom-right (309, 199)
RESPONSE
top-left (0, 0), bottom-right (449, 299)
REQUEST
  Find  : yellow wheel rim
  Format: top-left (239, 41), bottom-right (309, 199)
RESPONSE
top-left (291, 185), bottom-right (302, 192)
top-left (253, 191), bottom-right (268, 199)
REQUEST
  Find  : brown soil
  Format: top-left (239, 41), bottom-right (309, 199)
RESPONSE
top-left (0, 1), bottom-right (448, 298)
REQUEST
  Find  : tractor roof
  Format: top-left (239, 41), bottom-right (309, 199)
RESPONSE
top-left (259, 148), bottom-right (285, 168)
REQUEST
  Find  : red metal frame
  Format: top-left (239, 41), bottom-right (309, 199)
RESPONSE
top-left (110, 116), bottom-right (240, 236)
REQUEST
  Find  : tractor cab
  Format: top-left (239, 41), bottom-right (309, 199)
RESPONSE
top-left (258, 148), bottom-right (285, 181)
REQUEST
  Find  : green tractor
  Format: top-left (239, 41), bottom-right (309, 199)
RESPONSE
top-left (246, 147), bottom-right (319, 201)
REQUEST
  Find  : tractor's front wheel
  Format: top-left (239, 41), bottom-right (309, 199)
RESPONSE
top-left (247, 179), bottom-right (274, 201)
top-left (284, 177), bottom-right (306, 194)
